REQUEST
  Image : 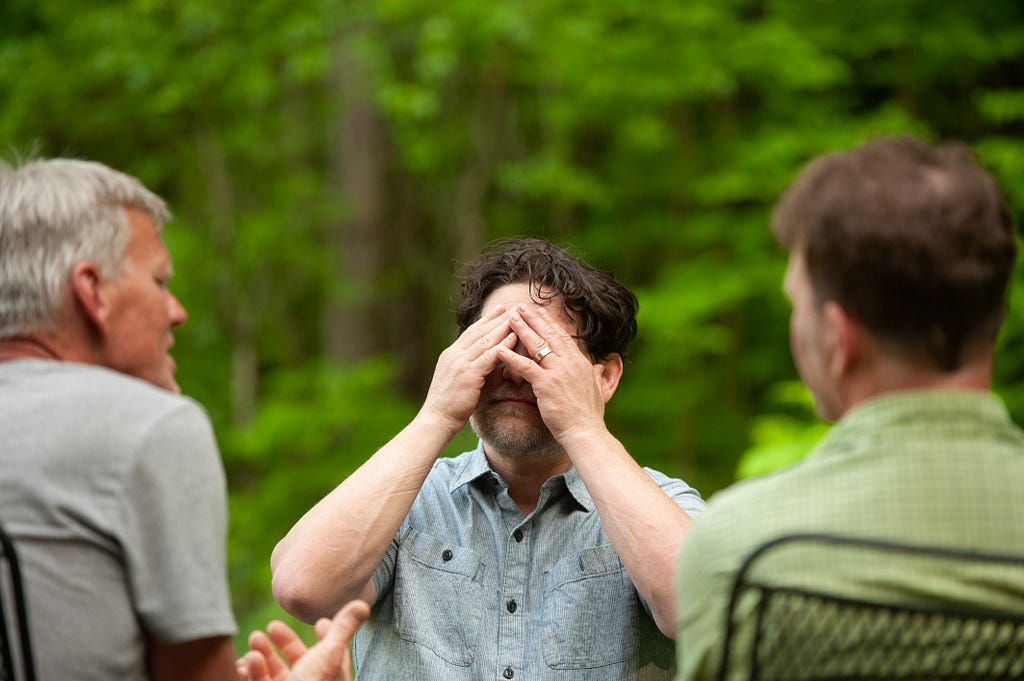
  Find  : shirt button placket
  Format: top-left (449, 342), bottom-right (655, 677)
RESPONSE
top-left (500, 520), bottom-right (527, 681)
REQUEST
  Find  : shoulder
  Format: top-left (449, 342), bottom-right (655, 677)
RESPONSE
top-left (15, 361), bottom-right (217, 455)
top-left (641, 466), bottom-right (707, 515)
top-left (66, 362), bottom-right (210, 425)
top-left (695, 467), bottom-right (797, 536)
top-left (680, 459), bottom-right (829, 580)
top-left (433, 447), bottom-right (486, 478)
top-left (13, 360), bottom-right (201, 409)
top-left (2, 359), bottom-right (211, 427)
top-left (403, 449), bottom-right (490, 511)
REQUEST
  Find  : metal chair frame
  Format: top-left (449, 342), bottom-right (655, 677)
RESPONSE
top-left (0, 523), bottom-right (36, 681)
top-left (717, 533), bottom-right (1024, 681)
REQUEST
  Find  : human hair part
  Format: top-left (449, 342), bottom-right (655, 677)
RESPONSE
top-left (0, 158), bottom-right (171, 338)
top-left (455, 237), bottom-right (639, 361)
top-left (772, 135), bottom-right (1016, 371)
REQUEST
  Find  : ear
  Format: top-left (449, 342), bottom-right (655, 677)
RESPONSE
top-left (69, 261), bottom-right (111, 332)
top-left (821, 302), bottom-right (860, 378)
top-left (594, 352), bottom-right (625, 403)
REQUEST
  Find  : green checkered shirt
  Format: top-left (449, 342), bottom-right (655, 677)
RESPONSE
top-left (675, 390), bottom-right (1024, 681)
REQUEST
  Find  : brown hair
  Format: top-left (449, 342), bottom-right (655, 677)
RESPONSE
top-left (772, 135), bottom-right (1016, 370)
top-left (455, 238), bottom-right (639, 361)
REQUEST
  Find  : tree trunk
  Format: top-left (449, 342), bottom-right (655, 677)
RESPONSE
top-left (323, 27), bottom-right (386, 363)
top-left (194, 127), bottom-right (258, 424)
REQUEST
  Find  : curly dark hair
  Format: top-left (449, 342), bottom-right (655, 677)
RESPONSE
top-left (455, 238), bottom-right (639, 361)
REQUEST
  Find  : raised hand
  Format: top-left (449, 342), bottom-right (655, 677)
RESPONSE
top-left (236, 601), bottom-right (371, 681)
top-left (497, 304), bottom-right (622, 445)
top-left (420, 305), bottom-right (518, 436)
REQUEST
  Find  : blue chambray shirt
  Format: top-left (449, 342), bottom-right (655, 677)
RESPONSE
top-left (353, 441), bottom-right (705, 680)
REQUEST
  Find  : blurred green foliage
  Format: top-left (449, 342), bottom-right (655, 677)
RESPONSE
top-left (2, 0), bottom-right (1023, 644)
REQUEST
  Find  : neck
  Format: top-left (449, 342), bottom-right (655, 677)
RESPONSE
top-left (840, 355), bottom-right (992, 417)
top-left (0, 336), bottom-right (65, 362)
top-left (484, 447), bottom-right (571, 516)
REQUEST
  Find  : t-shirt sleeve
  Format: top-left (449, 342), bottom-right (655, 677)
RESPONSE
top-left (117, 400), bottom-right (237, 642)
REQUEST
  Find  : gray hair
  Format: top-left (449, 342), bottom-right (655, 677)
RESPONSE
top-left (0, 158), bottom-right (171, 337)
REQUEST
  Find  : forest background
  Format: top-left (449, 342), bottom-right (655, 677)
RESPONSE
top-left (3, 0), bottom-right (1023, 641)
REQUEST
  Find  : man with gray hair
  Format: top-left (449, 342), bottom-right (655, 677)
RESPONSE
top-left (0, 158), bottom-right (239, 679)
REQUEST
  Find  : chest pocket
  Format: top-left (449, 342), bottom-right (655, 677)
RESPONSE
top-left (541, 543), bottom-right (641, 669)
top-left (393, 528), bottom-right (485, 666)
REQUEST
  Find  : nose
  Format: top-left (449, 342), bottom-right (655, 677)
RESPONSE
top-left (500, 360), bottom-right (526, 383)
top-left (168, 291), bottom-right (188, 327)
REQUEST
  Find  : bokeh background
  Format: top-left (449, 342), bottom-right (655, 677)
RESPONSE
top-left (3, 0), bottom-right (1023, 642)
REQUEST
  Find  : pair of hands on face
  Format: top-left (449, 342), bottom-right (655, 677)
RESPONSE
top-left (420, 304), bottom-right (610, 443)
top-left (236, 601), bottom-right (370, 681)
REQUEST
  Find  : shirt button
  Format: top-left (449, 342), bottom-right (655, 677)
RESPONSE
top-left (513, 528), bottom-right (523, 542)
top-left (503, 667), bottom-right (514, 679)
top-left (506, 599), bottom-right (517, 613)
top-left (441, 549), bottom-right (453, 562)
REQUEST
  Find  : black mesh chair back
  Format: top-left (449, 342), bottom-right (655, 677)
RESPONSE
top-left (717, 534), bottom-right (1024, 681)
top-left (0, 523), bottom-right (36, 681)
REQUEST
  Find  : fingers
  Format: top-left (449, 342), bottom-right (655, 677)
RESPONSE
top-left (240, 605), bottom-right (369, 681)
top-left (266, 620), bottom-right (310, 666)
top-left (283, 601), bottom-right (370, 681)
top-left (247, 630), bottom-right (290, 680)
top-left (237, 651), bottom-right (270, 681)
top-left (508, 304), bottom-right (584, 365)
top-left (495, 344), bottom-right (538, 376)
top-left (324, 601), bottom-right (370, 680)
top-left (328, 600), bottom-right (371, 642)
top-left (309, 601), bottom-right (371, 652)
top-left (456, 305), bottom-right (511, 354)
top-left (423, 307), bottom-right (518, 431)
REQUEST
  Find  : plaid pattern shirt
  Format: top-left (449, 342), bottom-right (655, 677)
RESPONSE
top-left (676, 390), bottom-right (1024, 681)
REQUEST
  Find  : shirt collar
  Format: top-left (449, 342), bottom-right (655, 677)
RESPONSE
top-left (842, 388), bottom-right (1008, 428)
top-left (562, 466), bottom-right (594, 511)
top-left (450, 442), bottom-right (495, 490)
top-left (449, 440), bottom-right (594, 512)
top-left (813, 389), bottom-right (1011, 457)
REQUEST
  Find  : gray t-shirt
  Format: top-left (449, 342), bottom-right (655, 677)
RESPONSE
top-left (0, 360), bottom-right (236, 680)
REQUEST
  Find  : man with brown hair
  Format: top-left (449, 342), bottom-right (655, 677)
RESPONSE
top-left (270, 238), bottom-right (704, 680)
top-left (674, 135), bottom-right (1024, 680)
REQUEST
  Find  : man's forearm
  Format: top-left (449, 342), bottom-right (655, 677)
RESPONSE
top-left (271, 413), bottom-right (456, 622)
top-left (562, 427), bottom-right (694, 637)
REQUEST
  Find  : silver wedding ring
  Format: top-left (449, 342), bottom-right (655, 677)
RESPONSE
top-left (535, 345), bottom-right (553, 363)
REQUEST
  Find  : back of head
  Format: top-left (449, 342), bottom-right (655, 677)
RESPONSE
top-left (0, 158), bottom-right (170, 339)
top-left (455, 237), bottom-right (639, 361)
top-left (772, 135), bottom-right (1016, 371)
